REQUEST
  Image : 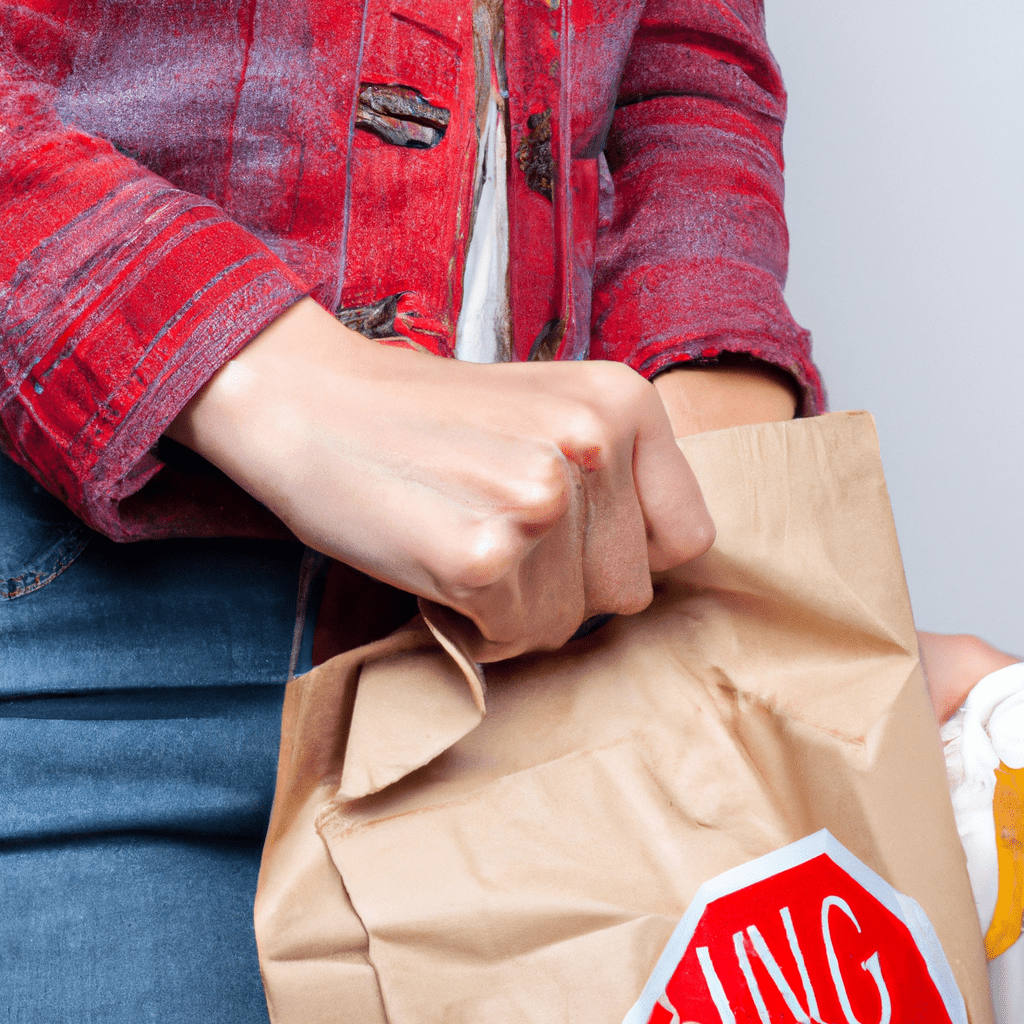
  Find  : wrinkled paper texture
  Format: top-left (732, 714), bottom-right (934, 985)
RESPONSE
top-left (256, 412), bottom-right (993, 1024)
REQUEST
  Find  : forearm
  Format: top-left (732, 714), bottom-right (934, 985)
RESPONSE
top-left (653, 364), bottom-right (799, 439)
top-left (166, 297), bottom-right (715, 660)
top-left (166, 298), bottom-right (372, 517)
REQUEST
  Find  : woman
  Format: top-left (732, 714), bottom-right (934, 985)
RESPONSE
top-left (0, 0), bottom-right (814, 1018)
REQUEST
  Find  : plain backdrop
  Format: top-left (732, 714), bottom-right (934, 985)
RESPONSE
top-left (765, 0), bottom-right (1024, 652)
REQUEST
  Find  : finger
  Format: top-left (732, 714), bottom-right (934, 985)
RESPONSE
top-left (576, 440), bottom-right (654, 619)
top-left (546, 362), bottom-right (713, 574)
top-left (632, 393), bottom-right (715, 571)
top-left (423, 474), bottom-right (589, 662)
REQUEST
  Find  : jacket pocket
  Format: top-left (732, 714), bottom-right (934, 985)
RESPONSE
top-left (0, 455), bottom-right (92, 599)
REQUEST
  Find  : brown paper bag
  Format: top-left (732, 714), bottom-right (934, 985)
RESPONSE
top-left (254, 411), bottom-right (993, 1024)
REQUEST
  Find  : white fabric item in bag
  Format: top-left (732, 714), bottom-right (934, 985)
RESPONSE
top-left (942, 662), bottom-right (1024, 1023)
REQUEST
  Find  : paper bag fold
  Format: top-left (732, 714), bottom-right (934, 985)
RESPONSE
top-left (338, 615), bottom-right (485, 801)
top-left (256, 411), bottom-right (993, 1024)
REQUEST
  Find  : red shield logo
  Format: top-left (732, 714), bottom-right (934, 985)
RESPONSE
top-left (624, 831), bottom-right (966, 1024)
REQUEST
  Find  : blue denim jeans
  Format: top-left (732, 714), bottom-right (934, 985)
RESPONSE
top-left (0, 455), bottom-right (314, 1023)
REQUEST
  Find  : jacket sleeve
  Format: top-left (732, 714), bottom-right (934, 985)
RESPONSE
top-left (589, 0), bottom-right (825, 414)
top-left (0, 48), bottom-right (309, 541)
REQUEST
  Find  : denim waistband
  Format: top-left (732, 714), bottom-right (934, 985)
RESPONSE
top-left (0, 454), bottom-right (314, 842)
top-left (0, 454), bottom-right (311, 697)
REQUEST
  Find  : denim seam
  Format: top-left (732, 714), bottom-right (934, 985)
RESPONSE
top-left (1, 525), bottom-right (93, 600)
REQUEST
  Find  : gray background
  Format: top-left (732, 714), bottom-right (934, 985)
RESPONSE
top-left (766, 0), bottom-right (1023, 652)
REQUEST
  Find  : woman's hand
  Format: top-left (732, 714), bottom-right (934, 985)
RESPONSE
top-left (918, 631), bottom-right (1021, 723)
top-left (168, 298), bottom-right (715, 661)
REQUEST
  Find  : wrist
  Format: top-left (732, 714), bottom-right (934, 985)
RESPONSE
top-left (652, 363), bottom-right (798, 438)
top-left (164, 297), bottom-right (375, 519)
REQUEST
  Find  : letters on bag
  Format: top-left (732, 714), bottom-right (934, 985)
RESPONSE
top-left (255, 414), bottom-right (994, 1024)
top-left (626, 832), bottom-right (966, 1024)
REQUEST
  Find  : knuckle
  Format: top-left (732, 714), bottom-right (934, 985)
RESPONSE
top-left (503, 444), bottom-right (572, 525)
top-left (587, 358), bottom-right (643, 389)
top-left (446, 522), bottom-right (522, 592)
top-left (690, 513), bottom-right (717, 556)
top-left (619, 578), bottom-right (655, 616)
top-left (525, 444), bottom-right (573, 502)
top-left (675, 512), bottom-right (717, 562)
top-left (587, 360), bottom-right (650, 409)
top-left (558, 364), bottom-right (653, 465)
top-left (648, 509), bottom-right (716, 571)
top-left (958, 632), bottom-right (991, 653)
top-left (559, 406), bottom-right (615, 471)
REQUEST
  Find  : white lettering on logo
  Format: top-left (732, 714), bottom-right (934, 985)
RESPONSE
top-left (821, 896), bottom-right (892, 1024)
top-left (747, 911), bottom-right (820, 1022)
top-left (697, 945), bottom-right (736, 1024)
top-left (655, 993), bottom-right (681, 1024)
top-left (733, 930), bottom-right (771, 1024)
top-left (779, 906), bottom-right (821, 1021)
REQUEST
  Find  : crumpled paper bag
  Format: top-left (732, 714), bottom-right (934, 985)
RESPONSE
top-left (255, 411), bottom-right (993, 1024)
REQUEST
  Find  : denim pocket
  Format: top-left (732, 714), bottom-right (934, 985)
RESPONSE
top-left (0, 455), bottom-right (92, 600)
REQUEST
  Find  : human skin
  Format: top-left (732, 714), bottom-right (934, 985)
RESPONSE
top-left (169, 299), bottom-right (1017, 718)
top-left (170, 296), bottom-right (784, 661)
top-left (651, 378), bottom-right (1024, 725)
top-left (652, 362), bottom-right (798, 438)
top-left (919, 631), bottom-right (1021, 724)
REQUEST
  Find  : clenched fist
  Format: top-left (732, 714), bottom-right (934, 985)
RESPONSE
top-left (168, 297), bottom-right (715, 661)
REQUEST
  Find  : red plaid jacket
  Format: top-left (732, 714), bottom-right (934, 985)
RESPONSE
top-left (0, 0), bottom-right (823, 541)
